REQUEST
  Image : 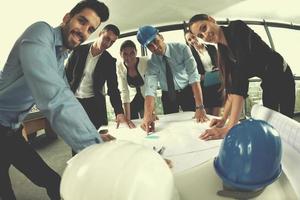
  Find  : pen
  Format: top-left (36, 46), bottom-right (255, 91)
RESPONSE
top-left (153, 146), bottom-right (166, 155)
top-left (158, 146), bottom-right (166, 155)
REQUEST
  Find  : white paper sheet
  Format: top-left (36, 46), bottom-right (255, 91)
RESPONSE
top-left (107, 112), bottom-right (222, 173)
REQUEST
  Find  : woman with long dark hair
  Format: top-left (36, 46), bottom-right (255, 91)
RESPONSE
top-left (117, 40), bottom-right (149, 122)
top-left (189, 14), bottom-right (295, 140)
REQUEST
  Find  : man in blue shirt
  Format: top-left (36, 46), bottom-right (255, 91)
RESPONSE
top-left (136, 26), bottom-right (208, 133)
top-left (0, 1), bottom-right (112, 199)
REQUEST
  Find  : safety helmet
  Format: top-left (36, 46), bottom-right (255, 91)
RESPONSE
top-left (137, 25), bottom-right (158, 47)
top-left (60, 140), bottom-right (180, 200)
top-left (214, 118), bottom-right (282, 191)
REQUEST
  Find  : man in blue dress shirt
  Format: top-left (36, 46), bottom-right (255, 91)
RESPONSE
top-left (0, 1), bottom-right (112, 199)
top-left (136, 26), bottom-right (209, 133)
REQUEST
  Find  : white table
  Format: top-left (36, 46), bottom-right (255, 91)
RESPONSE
top-left (107, 111), bottom-right (298, 200)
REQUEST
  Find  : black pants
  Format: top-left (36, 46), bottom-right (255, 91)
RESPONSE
top-left (161, 85), bottom-right (195, 114)
top-left (261, 65), bottom-right (295, 118)
top-left (0, 125), bottom-right (60, 200)
top-left (201, 82), bottom-right (224, 108)
top-left (77, 95), bottom-right (108, 130)
top-left (130, 93), bottom-right (145, 119)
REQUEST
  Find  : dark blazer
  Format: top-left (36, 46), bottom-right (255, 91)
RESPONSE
top-left (220, 20), bottom-right (289, 97)
top-left (65, 43), bottom-right (123, 115)
top-left (190, 44), bottom-right (217, 75)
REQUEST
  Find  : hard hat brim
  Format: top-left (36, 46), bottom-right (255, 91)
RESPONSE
top-left (213, 157), bottom-right (282, 191)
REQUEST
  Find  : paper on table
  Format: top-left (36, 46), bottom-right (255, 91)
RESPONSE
top-left (155, 119), bottom-right (221, 156)
top-left (167, 147), bottom-right (220, 173)
top-left (107, 112), bottom-right (222, 173)
top-left (251, 104), bottom-right (300, 153)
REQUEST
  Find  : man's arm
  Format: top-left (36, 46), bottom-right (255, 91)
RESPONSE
top-left (183, 44), bottom-right (208, 122)
top-left (107, 58), bottom-right (124, 115)
top-left (19, 22), bottom-right (101, 152)
top-left (191, 82), bottom-right (208, 122)
top-left (191, 82), bottom-right (203, 106)
top-left (141, 95), bottom-right (155, 133)
top-left (141, 59), bottom-right (159, 133)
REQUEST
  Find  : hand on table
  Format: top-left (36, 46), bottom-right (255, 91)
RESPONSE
top-left (126, 120), bottom-right (136, 128)
top-left (100, 133), bottom-right (115, 142)
top-left (209, 118), bottom-right (226, 128)
top-left (140, 111), bottom-right (159, 133)
top-left (199, 127), bottom-right (229, 140)
top-left (140, 116), bottom-right (154, 134)
top-left (194, 109), bottom-right (209, 123)
top-left (116, 114), bottom-right (136, 128)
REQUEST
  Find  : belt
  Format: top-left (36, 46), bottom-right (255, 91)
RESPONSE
top-left (175, 89), bottom-right (183, 93)
top-left (163, 85), bottom-right (190, 94)
top-left (162, 89), bottom-right (182, 94)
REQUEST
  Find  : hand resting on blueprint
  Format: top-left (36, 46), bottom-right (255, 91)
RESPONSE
top-left (199, 117), bottom-right (228, 140)
top-left (116, 113), bottom-right (136, 129)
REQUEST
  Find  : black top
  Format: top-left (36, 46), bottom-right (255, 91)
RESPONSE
top-left (190, 44), bottom-right (218, 75)
top-left (220, 20), bottom-right (286, 98)
top-left (126, 58), bottom-right (144, 89)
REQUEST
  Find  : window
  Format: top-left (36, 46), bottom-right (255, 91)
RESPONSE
top-left (268, 27), bottom-right (300, 76)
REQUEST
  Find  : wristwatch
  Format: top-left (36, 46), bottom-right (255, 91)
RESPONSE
top-left (195, 104), bottom-right (205, 110)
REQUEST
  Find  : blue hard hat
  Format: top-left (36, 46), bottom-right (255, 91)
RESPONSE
top-left (214, 118), bottom-right (282, 191)
top-left (137, 26), bottom-right (158, 47)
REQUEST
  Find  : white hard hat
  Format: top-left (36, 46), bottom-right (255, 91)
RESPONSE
top-left (60, 140), bottom-right (180, 200)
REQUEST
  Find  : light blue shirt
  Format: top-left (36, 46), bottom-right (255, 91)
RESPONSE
top-left (144, 43), bottom-right (200, 96)
top-left (0, 22), bottom-right (101, 152)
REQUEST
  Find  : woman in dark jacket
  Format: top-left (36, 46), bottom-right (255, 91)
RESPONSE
top-left (185, 32), bottom-right (224, 116)
top-left (189, 14), bottom-right (295, 140)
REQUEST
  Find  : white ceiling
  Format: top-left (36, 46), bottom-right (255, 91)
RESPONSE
top-left (1, 0), bottom-right (300, 67)
top-left (105, 0), bottom-right (300, 31)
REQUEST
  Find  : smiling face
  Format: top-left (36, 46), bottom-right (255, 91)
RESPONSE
top-left (185, 32), bottom-right (203, 49)
top-left (97, 30), bottom-right (118, 51)
top-left (189, 17), bottom-right (220, 44)
top-left (120, 47), bottom-right (137, 66)
top-left (146, 34), bottom-right (166, 55)
top-left (61, 8), bottom-right (101, 50)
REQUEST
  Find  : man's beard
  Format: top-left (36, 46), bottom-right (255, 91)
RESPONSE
top-left (61, 23), bottom-right (81, 50)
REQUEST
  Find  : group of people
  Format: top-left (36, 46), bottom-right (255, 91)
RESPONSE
top-left (0, 0), bottom-right (295, 199)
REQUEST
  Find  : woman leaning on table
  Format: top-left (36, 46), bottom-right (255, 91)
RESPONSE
top-left (117, 40), bottom-right (149, 124)
top-left (188, 14), bottom-right (295, 140)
